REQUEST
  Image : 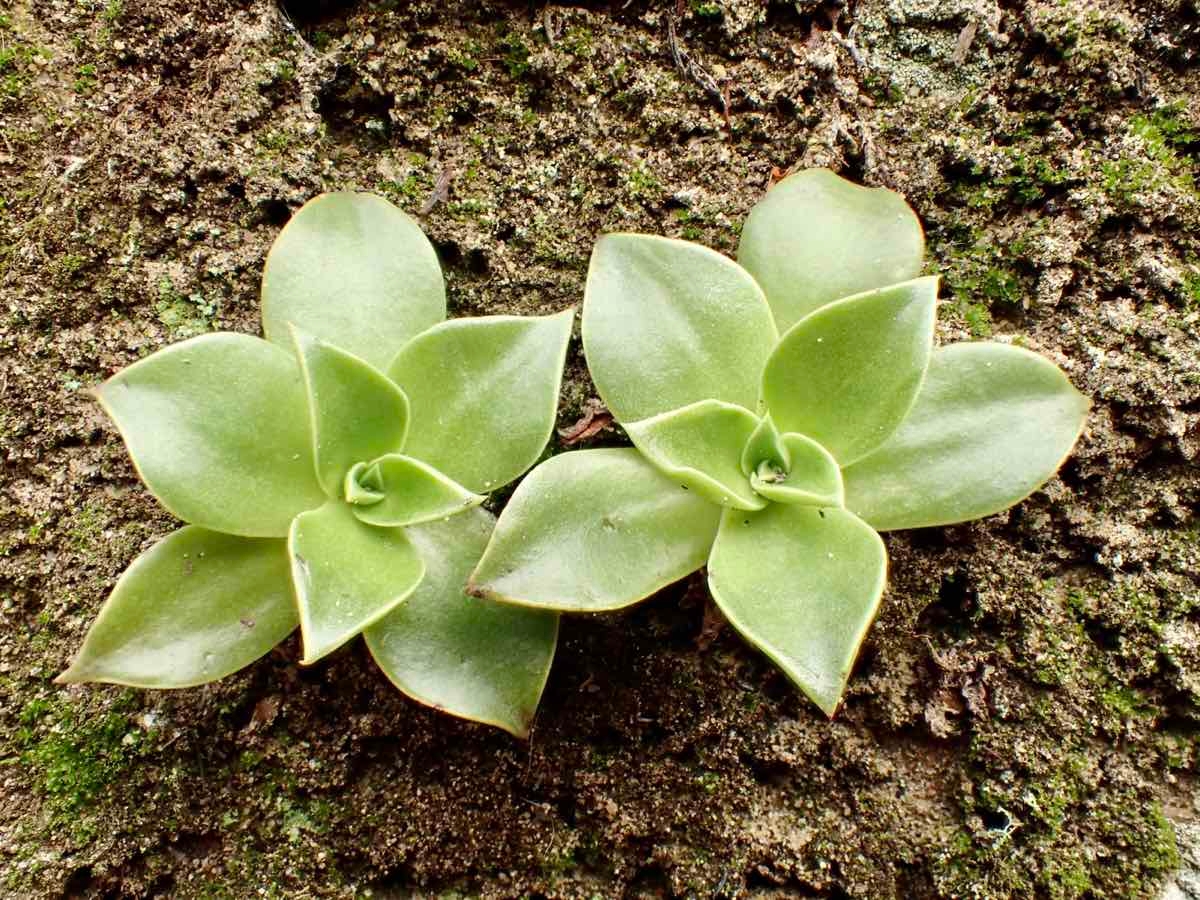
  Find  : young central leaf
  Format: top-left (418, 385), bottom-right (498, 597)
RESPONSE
top-left (739, 414), bottom-right (790, 477)
top-left (750, 433), bottom-right (843, 508)
top-left (762, 276), bottom-right (938, 465)
top-left (343, 461), bottom-right (385, 506)
top-left (292, 327), bottom-right (411, 497)
top-left (625, 400), bottom-right (765, 510)
top-left (737, 168), bottom-right (925, 332)
top-left (707, 505), bottom-right (887, 716)
top-left (288, 501), bottom-right (425, 665)
top-left (582, 234), bottom-right (778, 422)
top-left (350, 454), bottom-right (484, 528)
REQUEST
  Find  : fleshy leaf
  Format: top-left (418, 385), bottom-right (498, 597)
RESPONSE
top-left (750, 433), bottom-right (843, 508)
top-left (707, 505), bottom-right (887, 716)
top-left (582, 234), bottom-right (777, 422)
top-left (737, 168), bottom-right (925, 331)
top-left (95, 333), bottom-right (325, 537)
top-left (343, 462), bottom-right (385, 506)
top-left (365, 508), bottom-right (558, 739)
top-left (469, 448), bottom-right (722, 612)
top-left (843, 342), bottom-right (1090, 531)
top-left (740, 414), bottom-right (790, 477)
top-left (350, 454), bottom-right (484, 527)
top-left (761, 277), bottom-right (938, 465)
top-left (262, 192), bottom-right (446, 370)
top-left (57, 527), bottom-right (296, 688)
top-left (292, 327), bottom-right (410, 497)
top-left (625, 400), bottom-right (764, 510)
top-left (387, 310), bottom-right (573, 493)
top-left (289, 501), bottom-right (425, 664)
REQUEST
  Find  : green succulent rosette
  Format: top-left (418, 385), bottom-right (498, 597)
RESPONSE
top-left (60, 193), bottom-right (573, 738)
top-left (469, 169), bottom-right (1089, 716)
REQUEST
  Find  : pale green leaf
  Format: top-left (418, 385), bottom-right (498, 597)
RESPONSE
top-left (387, 310), bottom-right (573, 493)
top-left (262, 192), bottom-right (446, 370)
top-left (749, 433), bottom-right (843, 508)
top-left (365, 508), bottom-right (558, 739)
top-left (289, 501), bottom-right (425, 664)
top-left (95, 333), bottom-right (325, 538)
top-left (57, 527), bottom-right (295, 688)
top-left (625, 400), bottom-right (764, 510)
top-left (582, 234), bottom-right (777, 422)
top-left (707, 505), bottom-right (887, 716)
top-left (292, 327), bottom-right (410, 497)
top-left (738, 168), bottom-right (925, 331)
top-left (740, 414), bottom-right (790, 477)
top-left (349, 454), bottom-right (484, 527)
top-left (843, 342), bottom-right (1090, 531)
top-left (469, 448), bottom-right (721, 612)
top-left (762, 277), bottom-right (938, 465)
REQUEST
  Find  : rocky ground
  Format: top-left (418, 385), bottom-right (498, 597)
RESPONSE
top-left (0, 0), bottom-right (1198, 896)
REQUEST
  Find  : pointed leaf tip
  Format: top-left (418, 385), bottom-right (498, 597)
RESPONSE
top-left (388, 310), bottom-right (574, 494)
top-left (350, 454), bottom-right (484, 528)
top-left (582, 234), bottom-right (777, 422)
top-left (59, 527), bottom-right (297, 688)
top-left (708, 505), bottom-right (887, 716)
top-left (843, 342), bottom-right (1090, 531)
top-left (470, 448), bottom-right (721, 613)
top-left (94, 333), bottom-right (325, 537)
top-left (762, 276), bottom-right (938, 465)
top-left (289, 502), bottom-right (425, 664)
top-left (365, 508), bottom-right (557, 738)
top-left (625, 400), bottom-right (765, 510)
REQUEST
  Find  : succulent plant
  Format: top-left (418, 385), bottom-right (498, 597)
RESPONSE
top-left (59, 192), bottom-right (573, 737)
top-left (468, 169), bottom-right (1090, 716)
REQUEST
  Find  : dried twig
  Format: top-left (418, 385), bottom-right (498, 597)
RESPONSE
top-left (666, 8), bottom-right (731, 127)
top-left (558, 401), bottom-right (613, 445)
top-left (419, 166), bottom-right (455, 216)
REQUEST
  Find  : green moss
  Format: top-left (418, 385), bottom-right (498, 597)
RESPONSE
top-left (15, 691), bottom-right (148, 834)
top-left (1101, 104), bottom-right (1197, 205)
top-left (156, 276), bottom-right (217, 337)
top-left (66, 499), bottom-right (108, 552)
top-left (498, 31), bottom-right (531, 79)
top-left (446, 38), bottom-right (483, 73)
top-left (690, 1), bottom-right (722, 18)
top-left (0, 30), bottom-right (52, 104)
top-left (561, 26), bottom-right (595, 58)
top-left (51, 252), bottom-right (88, 282)
top-left (1045, 861), bottom-right (1092, 898)
top-left (72, 62), bottom-right (98, 95)
top-left (256, 129), bottom-right (296, 154)
top-left (1181, 267), bottom-right (1200, 309)
top-left (379, 172), bottom-right (432, 207)
top-left (626, 164), bottom-right (660, 200)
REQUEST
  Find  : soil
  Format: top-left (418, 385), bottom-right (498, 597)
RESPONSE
top-left (1, 0), bottom-right (1198, 897)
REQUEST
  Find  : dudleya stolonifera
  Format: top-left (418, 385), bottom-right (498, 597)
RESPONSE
top-left (469, 169), bottom-right (1090, 716)
top-left (59, 192), bottom-right (573, 737)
